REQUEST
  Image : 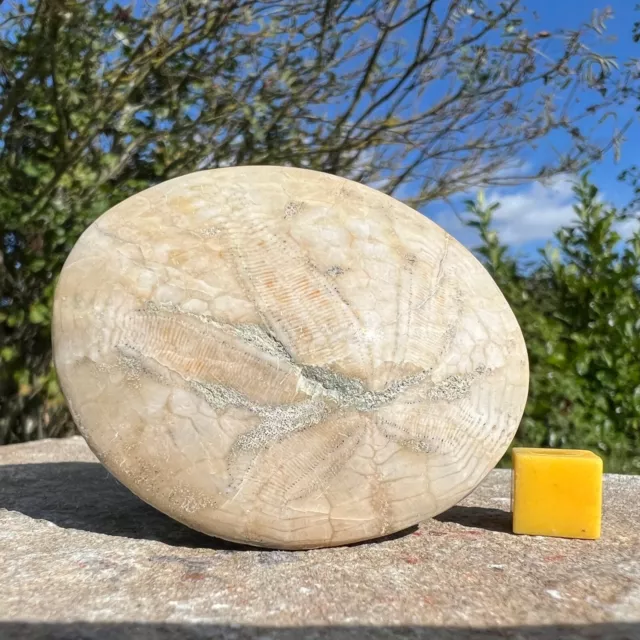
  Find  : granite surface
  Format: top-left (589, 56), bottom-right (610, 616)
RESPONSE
top-left (1, 437), bottom-right (639, 639)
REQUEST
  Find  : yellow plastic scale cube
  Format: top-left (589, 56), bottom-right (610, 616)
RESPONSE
top-left (511, 448), bottom-right (603, 540)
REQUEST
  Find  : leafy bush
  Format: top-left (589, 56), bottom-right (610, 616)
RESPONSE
top-left (466, 175), bottom-right (640, 473)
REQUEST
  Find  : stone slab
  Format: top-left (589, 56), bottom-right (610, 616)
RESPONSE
top-left (1, 437), bottom-right (639, 639)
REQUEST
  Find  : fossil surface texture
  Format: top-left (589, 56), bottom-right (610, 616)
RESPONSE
top-left (52, 166), bottom-right (529, 549)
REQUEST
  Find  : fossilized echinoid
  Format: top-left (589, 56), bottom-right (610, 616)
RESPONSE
top-left (53, 166), bottom-right (529, 549)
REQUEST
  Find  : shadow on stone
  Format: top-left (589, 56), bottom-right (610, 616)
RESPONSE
top-left (0, 621), bottom-right (638, 640)
top-left (434, 506), bottom-right (512, 533)
top-left (0, 461), bottom-right (256, 551)
top-left (346, 524), bottom-right (419, 547)
top-left (0, 461), bottom-right (508, 549)
top-left (0, 460), bottom-right (422, 551)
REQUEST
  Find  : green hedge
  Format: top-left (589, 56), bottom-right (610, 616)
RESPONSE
top-left (466, 175), bottom-right (640, 473)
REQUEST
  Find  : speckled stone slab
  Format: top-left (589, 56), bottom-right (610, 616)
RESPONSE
top-left (1, 437), bottom-right (639, 639)
top-left (52, 166), bottom-right (528, 549)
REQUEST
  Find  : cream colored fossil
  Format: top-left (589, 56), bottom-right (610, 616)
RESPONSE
top-left (52, 166), bottom-right (528, 549)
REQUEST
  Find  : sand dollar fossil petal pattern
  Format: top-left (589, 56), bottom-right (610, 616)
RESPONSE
top-left (52, 166), bottom-right (529, 549)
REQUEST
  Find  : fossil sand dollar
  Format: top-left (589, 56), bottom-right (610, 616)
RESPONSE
top-left (53, 166), bottom-right (529, 549)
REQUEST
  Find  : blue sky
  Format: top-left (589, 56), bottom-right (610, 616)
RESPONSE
top-left (1, 0), bottom-right (635, 261)
top-left (425, 0), bottom-right (639, 257)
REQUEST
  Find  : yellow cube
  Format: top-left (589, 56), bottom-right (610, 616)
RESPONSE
top-left (511, 448), bottom-right (603, 540)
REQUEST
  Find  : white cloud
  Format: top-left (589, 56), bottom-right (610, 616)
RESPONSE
top-left (487, 175), bottom-right (577, 244)
top-left (430, 175), bottom-right (639, 251)
top-left (430, 175), bottom-right (578, 248)
top-left (615, 216), bottom-right (640, 239)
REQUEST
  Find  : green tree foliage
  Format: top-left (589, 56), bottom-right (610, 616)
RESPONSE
top-left (0, 0), bottom-right (630, 443)
top-left (466, 175), bottom-right (640, 473)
